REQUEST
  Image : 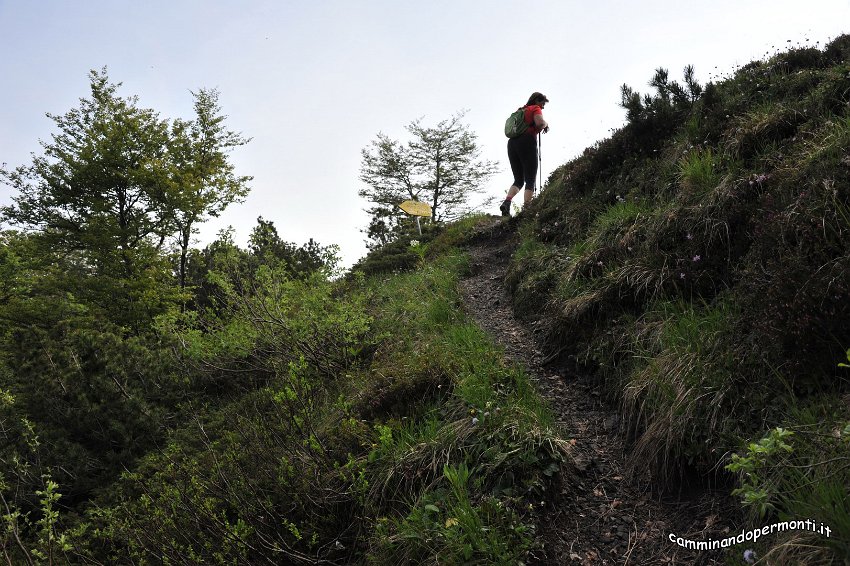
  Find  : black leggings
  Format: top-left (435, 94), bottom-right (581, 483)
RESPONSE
top-left (507, 133), bottom-right (538, 191)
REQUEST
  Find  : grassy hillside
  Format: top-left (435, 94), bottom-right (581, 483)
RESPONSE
top-left (0, 219), bottom-right (569, 564)
top-left (506, 35), bottom-right (850, 563)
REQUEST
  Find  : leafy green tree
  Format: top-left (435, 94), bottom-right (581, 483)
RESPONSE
top-left (168, 88), bottom-right (251, 291)
top-left (247, 216), bottom-right (337, 278)
top-left (359, 112), bottom-right (498, 248)
top-left (2, 68), bottom-right (172, 280)
top-left (1, 69), bottom-right (252, 325)
top-left (182, 219), bottom-right (338, 315)
top-left (1, 69), bottom-right (180, 326)
top-left (182, 227), bottom-right (250, 312)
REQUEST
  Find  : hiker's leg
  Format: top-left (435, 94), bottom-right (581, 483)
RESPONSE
top-left (519, 135), bottom-right (538, 195)
top-left (501, 139), bottom-right (524, 215)
top-left (506, 138), bottom-right (524, 197)
top-left (524, 188), bottom-right (534, 204)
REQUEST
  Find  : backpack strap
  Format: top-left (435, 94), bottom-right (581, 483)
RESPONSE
top-left (522, 105), bottom-right (531, 125)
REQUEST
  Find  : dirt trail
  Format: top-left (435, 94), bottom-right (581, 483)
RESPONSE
top-left (458, 217), bottom-right (738, 565)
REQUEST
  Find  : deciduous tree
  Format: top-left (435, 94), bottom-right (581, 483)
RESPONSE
top-left (1, 68), bottom-right (173, 281)
top-left (168, 88), bottom-right (251, 291)
top-left (359, 112), bottom-right (498, 247)
top-left (1, 69), bottom-right (251, 323)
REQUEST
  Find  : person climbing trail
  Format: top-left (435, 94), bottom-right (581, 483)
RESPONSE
top-left (500, 92), bottom-right (549, 217)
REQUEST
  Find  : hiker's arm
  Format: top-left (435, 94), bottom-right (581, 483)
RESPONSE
top-left (534, 113), bottom-right (549, 133)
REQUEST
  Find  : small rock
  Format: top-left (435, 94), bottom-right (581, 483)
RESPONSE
top-left (574, 457), bottom-right (590, 473)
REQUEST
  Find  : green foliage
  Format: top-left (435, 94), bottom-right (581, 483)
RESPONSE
top-left (0, 475), bottom-right (74, 565)
top-left (352, 221), bottom-right (442, 276)
top-left (167, 87), bottom-right (252, 290)
top-left (371, 463), bottom-right (533, 564)
top-left (586, 199), bottom-right (653, 254)
top-left (617, 298), bottom-right (744, 481)
top-left (173, 265), bottom-right (373, 394)
top-left (247, 216), bottom-right (338, 277)
top-left (408, 239), bottom-right (427, 264)
top-left (620, 65), bottom-right (703, 124)
top-left (183, 219), bottom-right (339, 313)
top-left (1, 68), bottom-right (173, 277)
top-left (71, 266), bottom-right (375, 563)
top-left (0, 387), bottom-right (74, 565)
top-left (677, 147), bottom-right (720, 194)
top-left (358, 111), bottom-right (498, 247)
top-left (0, 230), bottom-right (184, 506)
top-left (725, 412), bottom-right (850, 563)
top-left (1, 69), bottom-right (253, 326)
top-left (356, 252), bottom-right (570, 562)
top-left (726, 427), bottom-right (795, 519)
top-left (61, 245), bottom-right (570, 564)
top-left (505, 238), bottom-right (569, 315)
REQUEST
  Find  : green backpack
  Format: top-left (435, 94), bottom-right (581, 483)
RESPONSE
top-left (504, 106), bottom-right (530, 138)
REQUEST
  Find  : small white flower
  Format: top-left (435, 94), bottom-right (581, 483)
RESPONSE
top-left (743, 549), bottom-right (756, 564)
top-left (410, 240), bottom-right (420, 247)
top-left (471, 417), bottom-right (479, 426)
top-left (692, 255), bottom-right (701, 262)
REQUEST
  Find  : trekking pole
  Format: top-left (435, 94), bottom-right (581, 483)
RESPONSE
top-left (538, 132), bottom-right (542, 191)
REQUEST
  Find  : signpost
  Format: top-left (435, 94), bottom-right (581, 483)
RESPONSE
top-left (399, 200), bottom-right (432, 235)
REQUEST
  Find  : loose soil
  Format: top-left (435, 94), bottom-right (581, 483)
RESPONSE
top-left (458, 216), bottom-right (742, 565)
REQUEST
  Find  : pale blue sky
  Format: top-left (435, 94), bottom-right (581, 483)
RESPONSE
top-left (1, 1), bottom-right (848, 267)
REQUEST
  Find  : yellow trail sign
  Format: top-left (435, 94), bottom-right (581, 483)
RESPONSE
top-left (399, 200), bottom-right (432, 217)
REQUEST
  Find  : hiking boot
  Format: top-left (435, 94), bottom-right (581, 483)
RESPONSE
top-left (499, 200), bottom-right (511, 217)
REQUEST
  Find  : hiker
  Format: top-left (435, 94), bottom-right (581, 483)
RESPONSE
top-left (500, 92), bottom-right (549, 217)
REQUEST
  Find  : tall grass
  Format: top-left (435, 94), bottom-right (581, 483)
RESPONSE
top-left (620, 298), bottom-right (742, 483)
top-left (360, 250), bottom-right (574, 563)
top-left (678, 147), bottom-right (720, 195)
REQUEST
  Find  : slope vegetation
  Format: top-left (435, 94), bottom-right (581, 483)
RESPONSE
top-left (506, 35), bottom-right (850, 563)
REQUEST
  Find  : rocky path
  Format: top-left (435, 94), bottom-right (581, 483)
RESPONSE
top-left (458, 217), bottom-right (738, 565)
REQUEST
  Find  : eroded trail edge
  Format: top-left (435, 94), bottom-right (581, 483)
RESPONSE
top-left (458, 218), bottom-right (735, 566)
